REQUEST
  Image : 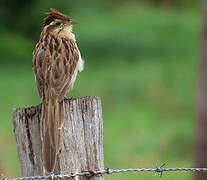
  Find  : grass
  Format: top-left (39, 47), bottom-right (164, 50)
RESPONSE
top-left (0, 5), bottom-right (200, 180)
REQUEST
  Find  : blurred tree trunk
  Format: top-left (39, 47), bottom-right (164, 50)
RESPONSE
top-left (195, 1), bottom-right (207, 180)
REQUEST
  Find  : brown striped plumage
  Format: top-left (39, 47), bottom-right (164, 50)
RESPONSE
top-left (32, 8), bottom-right (83, 173)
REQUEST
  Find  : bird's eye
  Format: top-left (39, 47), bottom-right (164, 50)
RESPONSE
top-left (55, 22), bottom-right (61, 26)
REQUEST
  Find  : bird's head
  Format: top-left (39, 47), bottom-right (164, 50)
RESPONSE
top-left (43, 8), bottom-right (77, 37)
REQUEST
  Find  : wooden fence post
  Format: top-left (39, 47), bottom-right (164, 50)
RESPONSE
top-left (12, 96), bottom-right (104, 179)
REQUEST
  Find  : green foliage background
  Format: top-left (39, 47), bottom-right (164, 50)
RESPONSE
top-left (0, 0), bottom-right (201, 179)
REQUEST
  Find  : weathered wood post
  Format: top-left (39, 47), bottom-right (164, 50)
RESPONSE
top-left (12, 96), bottom-right (104, 179)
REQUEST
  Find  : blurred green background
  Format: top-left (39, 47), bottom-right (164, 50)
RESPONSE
top-left (0, 0), bottom-right (201, 179)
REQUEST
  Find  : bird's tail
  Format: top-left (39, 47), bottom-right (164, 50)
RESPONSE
top-left (41, 98), bottom-right (64, 173)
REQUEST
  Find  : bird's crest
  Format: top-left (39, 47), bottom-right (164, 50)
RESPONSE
top-left (44, 8), bottom-right (70, 26)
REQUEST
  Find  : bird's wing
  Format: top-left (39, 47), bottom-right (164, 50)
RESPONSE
top-left (33, 45), bottom-right (45, 99)
top-left (33, 36), bottom-right (80, 101)
top-left (49, 37), bottom-right (80, 101)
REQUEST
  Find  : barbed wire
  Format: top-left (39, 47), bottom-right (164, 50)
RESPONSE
top-left (2, 164), bottom-right (207, 180)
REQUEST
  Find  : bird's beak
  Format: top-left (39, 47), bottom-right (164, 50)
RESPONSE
top-left (70, 19), bottom-right (78, 25)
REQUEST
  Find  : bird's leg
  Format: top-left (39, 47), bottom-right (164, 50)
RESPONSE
top-left (64, 96), bottom-right (68, 100)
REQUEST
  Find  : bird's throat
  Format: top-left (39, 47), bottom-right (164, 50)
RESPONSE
top-left (57, 26), bottom-right (75, 41)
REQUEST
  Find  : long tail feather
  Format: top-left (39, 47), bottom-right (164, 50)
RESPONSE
top-left (41, 99), bottom-right (64, 173)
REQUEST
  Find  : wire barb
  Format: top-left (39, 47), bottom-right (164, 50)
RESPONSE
top-left (106, 168), bottom-right (112, 174)
top-left (155, 163), bottom-right (166, 178)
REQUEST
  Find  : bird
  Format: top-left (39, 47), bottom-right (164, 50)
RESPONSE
top-left (32, 8), bottom-right (84, 173)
